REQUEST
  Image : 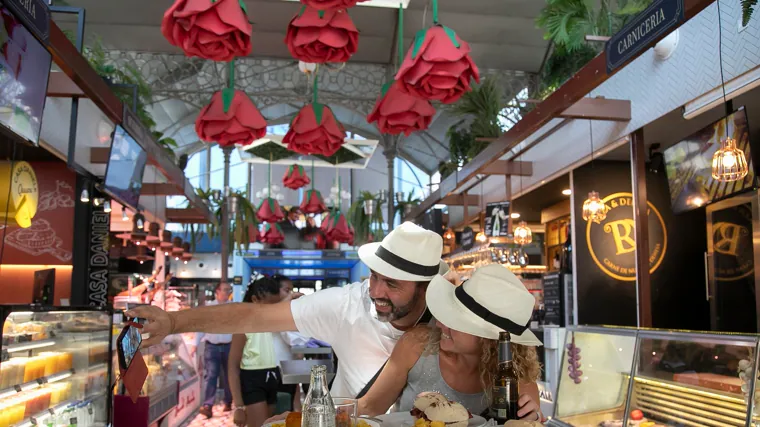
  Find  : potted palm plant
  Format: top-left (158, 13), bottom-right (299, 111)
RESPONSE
top-left (186, 188), bottom-right (259, 255)
top-left (395, 192), bottom-right (422, 219)
top-left (348, 191), bottom-right (385, 246)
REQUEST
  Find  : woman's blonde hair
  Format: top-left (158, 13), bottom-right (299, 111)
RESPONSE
top-left (425, 326), bottom-right (541, 402)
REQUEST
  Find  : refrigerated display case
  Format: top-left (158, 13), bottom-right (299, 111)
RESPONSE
top-left (0, 306), bottom-right (112, 427)
top-left (549, 326), bottom-right (760, 427)
top-left (112, 333), bottom-right (197, 427)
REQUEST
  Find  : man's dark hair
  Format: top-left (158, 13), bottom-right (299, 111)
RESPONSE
top-left (243, 277), bottom-right (280, 302)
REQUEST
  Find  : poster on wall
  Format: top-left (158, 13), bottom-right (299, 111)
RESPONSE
top-left (484, 201), bottom-right (510, 237)
top-left (1, 162), bottom-right (75, 265)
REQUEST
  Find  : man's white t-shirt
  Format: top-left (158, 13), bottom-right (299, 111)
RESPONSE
top-left (290, 280), bottom-right (405, 398)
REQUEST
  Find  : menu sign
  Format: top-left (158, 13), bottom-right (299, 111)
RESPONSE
top-left (461, 227), bottom-right (474, 250)
top-left (87, 207), bottom-right (110, 306)
top-left (3, 0), bottom-right (50, 43)
top-left (484, 201), bottom-right (510, 237)
top-left (542, 273), bottom-right (562, 326)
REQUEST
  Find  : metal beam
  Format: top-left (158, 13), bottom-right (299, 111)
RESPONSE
top-left (559, 97), bottom-right (631, 122)
top-left (405, 0), bottom-right (715, 221)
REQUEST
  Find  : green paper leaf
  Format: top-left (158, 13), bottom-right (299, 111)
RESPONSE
top-left (288, 164), bottom-right (294, 175)
top-left (411, 29), bottom-right (427, 59)
top-left (238, 0), bottom-right (248, 15)
top-left (299, 5), bottom-right (306, 16)
top-left (222, 87), bottom-right (235, 113)
top-left (318, 10), bottom-right (325, 18)
top-left (313, 102), bottom-right (325, 124)
top-left (268, 198), bottom-right (275, 212)
top-left (381, 81), bottom-right (394, 97)
top-left (442, 25), bottom-right (461, 48)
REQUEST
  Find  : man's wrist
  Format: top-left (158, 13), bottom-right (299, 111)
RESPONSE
top-left (167, 311), bottom-right (177, 335)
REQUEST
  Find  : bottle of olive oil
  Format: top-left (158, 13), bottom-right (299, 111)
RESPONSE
top-left (490, 332), bottom-right (520, 423)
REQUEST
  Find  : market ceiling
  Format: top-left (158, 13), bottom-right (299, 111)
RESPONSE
top-left (53, 0), bottom-right (550, 174)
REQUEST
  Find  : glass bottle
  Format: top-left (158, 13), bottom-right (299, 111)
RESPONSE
top-left (302, 365), bottom-right (336, 427)
top-left (490, 332), bottom-right (520, 423)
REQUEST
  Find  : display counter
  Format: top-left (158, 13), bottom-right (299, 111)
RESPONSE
top-left (0, 307), bottom-right (112, 427)
top-left (549, 326), bottom-right (760, 427)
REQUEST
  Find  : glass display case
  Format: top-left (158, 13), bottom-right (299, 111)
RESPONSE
top-left (112, 333), bottom-right (197, 427)
top-left (0, 306), bottom-right (112, 427)
top-left (549, 326), bottom-right (760, 427)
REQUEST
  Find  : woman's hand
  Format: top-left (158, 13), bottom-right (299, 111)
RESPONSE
top-left (233, 407), bottom-right (246, 427)
top-left (517, 392), bottom-right (541, 422)
top-left (263, 412), bottom-right (290, 425)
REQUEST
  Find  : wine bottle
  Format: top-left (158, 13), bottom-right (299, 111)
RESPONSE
top-left (302, 365), bottom-right (336, 427)
top-left (490, 332), bottom-right (520, 423)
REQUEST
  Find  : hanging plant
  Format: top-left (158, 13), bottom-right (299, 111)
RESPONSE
top-left (395, 192), bottom-right (422, 219)
top-left (285, 7), bottom-right (359, 64)
top-left (193, 188), bottom-right (259, 255)
top-left (162, 0), bottom-right (252, 62)
top-left (283, 164), bottom-right (311, 190)
top-left (348, 191), bottom-right (384, 246)
top-left (396, 0), bottom-right (479, 104)
top-left (284, 70), bottom-right (346, 156)
top-left (195, 61), bottom-right (267, 147)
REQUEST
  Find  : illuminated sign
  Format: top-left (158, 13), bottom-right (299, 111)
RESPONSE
top-left (0, 161), bottom-right (38, 228)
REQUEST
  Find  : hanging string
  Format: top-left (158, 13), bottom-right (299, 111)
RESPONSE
top-left (716, 0), bottom-right (731, 137)
top-left (397, 4), bottom-right (404, 69)
top-left (431, 0), bottom-right (438, 25)
top-left (268, 153), bottom-right (272, 196)
top-left (335, 160), bottom-right (340, 211)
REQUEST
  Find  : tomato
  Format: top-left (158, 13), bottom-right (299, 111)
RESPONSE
top-left (630, 410), bottom-right (644, 421)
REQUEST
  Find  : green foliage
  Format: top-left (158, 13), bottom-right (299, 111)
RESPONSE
top-left (248, 141), bottom-right (294, 162)
top-left (191, 188), bottom-right (259, 255)
top-left (535, 0), bottom-right (651, 99)
top-left (394, 192), bottom-right (421, 220)
top-left (316, 147), bottom-right (362, 165)
top-left (152, 131), bottom-right (179, 159)
top-left (743, 0), bottom-right (757, 27)
top-left (348, 191), bottom-right (385, 246)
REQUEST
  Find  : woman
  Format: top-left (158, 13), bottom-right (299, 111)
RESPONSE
top-left (358, 264), bottom-right (543, 421)
top-left (229, 277), bottom-right (283, 427)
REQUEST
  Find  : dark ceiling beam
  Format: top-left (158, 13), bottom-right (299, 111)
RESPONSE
top-left (142, 183), bottom-right (185, 196)
top-left (440, 194), bottom-right (480, 206)
top-left (47, 71), bottom-right (85, 97)
top-left (481, 160), bottom-right (533, 176)
top-left (405, 0), bottom-right (715, 221)
top-left (166, 208), bottom-right (212, 224)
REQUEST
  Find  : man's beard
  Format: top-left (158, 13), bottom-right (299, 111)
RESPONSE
top-left (372, 289), bottom-right (423, 323)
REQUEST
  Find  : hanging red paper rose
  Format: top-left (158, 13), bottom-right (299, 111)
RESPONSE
top-left (396, 25), bottom-right (480, 104)
top-left (162, 0), bottom-right (252, 62)
top-left (325, 212), bottom-right (353, 243)
top-left (298, 0), bottom-right (367, 10)
top-left (283, 165), bottom-right (311, 190)
top-left (367, 81), bottom-right (436, 136)
top-left (260, 223), bottom-right (285, 245)
top-left (195, 89), bottom-right (267, 147)
top-left (284, 103), bottom-right (345, 156)
top-left (321, 211), bottom-right (334, 233)
top-left (300, 189), bottom-right (327, 214)
top-left (256, 198), bottom-right (285, 223)
top-left (285, 7), bottom-right (359, 64)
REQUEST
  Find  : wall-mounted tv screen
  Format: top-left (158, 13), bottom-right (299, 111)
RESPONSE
top-left (104, 125), bottom-right (148, 210)
top-left (664, 107), bottom-right (756, 214)
top-left (0, 6), bottom-right (52, 145)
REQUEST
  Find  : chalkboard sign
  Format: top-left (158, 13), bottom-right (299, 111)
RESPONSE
top-left (461, 227), bottom-right (474, 250)
top-left (542, 273), bottom-right (562, 326)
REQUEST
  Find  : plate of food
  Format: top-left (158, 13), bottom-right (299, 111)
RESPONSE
top-left (379, 393), bottom-right (487, 427)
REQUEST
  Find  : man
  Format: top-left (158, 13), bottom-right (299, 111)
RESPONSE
top-left (129, 223), bottom-right (540, 419)
top-left (132, 222), bottom-right (444, 398)
top-left (198, 282), bottom-right (234, 418)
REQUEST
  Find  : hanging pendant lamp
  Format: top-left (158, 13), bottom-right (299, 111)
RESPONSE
top-left (582, 120), bottom-right (607, 223)
top-left (711, 0), bottom-right (749, 183)
top-left (513, 221), bottom-right (532, 245)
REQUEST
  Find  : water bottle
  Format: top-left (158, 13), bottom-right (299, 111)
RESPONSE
top-left (301, 365), bottom-right (336, 427)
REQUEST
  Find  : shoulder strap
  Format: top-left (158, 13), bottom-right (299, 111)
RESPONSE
top-left (354, 307), bottom-right (432, 399)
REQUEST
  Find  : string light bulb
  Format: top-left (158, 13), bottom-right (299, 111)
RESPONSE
top-left (80, 189), bottom-right (89, 203)
top-left (712, 137), bottom-right (748, 182)
top-left (476, 232), bottom-right (487, 243)
top-left (122, 208), bottom-right (129, 221)
top-left (582, 191), bottom-right (607, 224)
top-left (513, 221), bottom-right (532, 245)
top-left (103, 200), bottom-right (112, 213)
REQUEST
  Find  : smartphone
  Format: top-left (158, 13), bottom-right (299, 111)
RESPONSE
top-left (117, 322), bottom-right (143, 371)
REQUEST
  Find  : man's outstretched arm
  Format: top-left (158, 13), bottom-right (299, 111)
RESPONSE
top-left (127, 300), bottom-right (297, 347)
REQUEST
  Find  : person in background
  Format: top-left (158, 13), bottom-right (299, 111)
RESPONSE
top-left (229, 277), bottom-right (283, 427)
top-left (270, 275), bottom-right (309, 412)
top-left (198, 282), bottom-right (234, 419)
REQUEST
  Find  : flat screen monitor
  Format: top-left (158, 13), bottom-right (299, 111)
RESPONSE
top-left (104, 125), bottom-right (148, 210)
top-left (664, 107), bottom-right (756, 214)
top-left (0, 6), bottom-right (52, 145)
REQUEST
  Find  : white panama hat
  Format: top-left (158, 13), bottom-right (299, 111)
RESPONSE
top-left (427, 264), bottom-right (542, 346)
top-left (358, 221), bottom-right (449, 282)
